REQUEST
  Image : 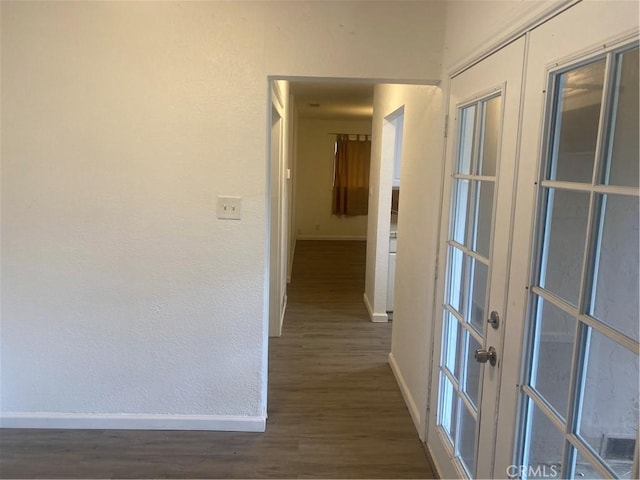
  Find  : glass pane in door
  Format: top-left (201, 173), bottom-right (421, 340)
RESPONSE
top-left (469, 259), bottom-right (488, 334)
top-left (453, 180), bottom-right (471, 246)
top-left (464, 333), bottom-right (482, 407)
top-left (458, 400), bottom-right (478, 475)
top-left (522, 401), bottom-right (565, 479)
top-left (519, 46), bottom-right (639, 480)
top-left (530, 295), bottom-right (577, 419)
top-left (578, 328), bottom-right (639, 476)
top-left (590, 194), bottom-right (640, 341)
top-left (448, 246), bottom-right (465, 313)
top-left (438, 94), bottom-right (501, 477)
top-left (573, 449), bottom-right (605, 480)
top-left (458, 106), bottom-right (477, 175)
top-left (548, 59), bottom-right (606, 183)
top-left (473, 181), bottom-right (494, 258)
top-left (478, 96), bottom-right (501, 176)
top-left (539, 188), bottom-right (590, 306)
top-left (605, 48), bottom-right (639, 187)
top-left (441, 373), bottom-right (458, 442)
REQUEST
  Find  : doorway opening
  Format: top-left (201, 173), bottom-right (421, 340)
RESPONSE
top-left (266, 78), bottom-right (444, 454)
top-left (267, 78), bottom-right (423, 339)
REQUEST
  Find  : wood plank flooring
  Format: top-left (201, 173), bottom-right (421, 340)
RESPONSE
top-left (0, 240), bottom-right (435, 479)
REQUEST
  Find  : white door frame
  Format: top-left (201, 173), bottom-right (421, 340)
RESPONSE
top-left (269, 81), bottom-right (288, 338)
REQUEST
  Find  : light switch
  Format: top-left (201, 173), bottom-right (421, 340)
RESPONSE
top-left (216, 196), bottom-right (242, 220)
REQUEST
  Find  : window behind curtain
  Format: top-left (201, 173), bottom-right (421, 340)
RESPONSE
top-left (332, 134), bottom-right (371, 216)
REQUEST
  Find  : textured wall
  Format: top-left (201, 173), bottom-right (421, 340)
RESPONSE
top-left (1, 1), bottom-right (268, 420)
top-left (369, 84), bottom-right (444, 435)
top-left (0, 1), bottom-right (446, 427)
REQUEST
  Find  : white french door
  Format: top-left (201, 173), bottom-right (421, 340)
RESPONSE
top-left (506, 3), bottom-right (639, 479)
top-left (428, 3), bottom-right (639, 479)
top-left (428, 37), bottom-right (526, 479)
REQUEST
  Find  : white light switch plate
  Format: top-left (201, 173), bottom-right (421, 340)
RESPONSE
top-left (216, 196), bottom-right (242, 220)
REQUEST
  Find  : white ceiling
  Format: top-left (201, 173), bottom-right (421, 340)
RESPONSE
top-left (289, 81), bottom-right (375, 120)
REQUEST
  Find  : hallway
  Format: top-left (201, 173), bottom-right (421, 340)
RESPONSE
top-left (267, 240), bottom-right (434, 478)
top-left (0, 241), bottom-right (434, 479)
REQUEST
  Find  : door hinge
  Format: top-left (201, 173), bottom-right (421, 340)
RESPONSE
top-left (444, 114), bottom-right (449, 138)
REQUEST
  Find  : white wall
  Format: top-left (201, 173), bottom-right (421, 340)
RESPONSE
top-left (443, 0), bottom-right (559, 71)
top-left (0, 1), bottom-right (446, 430)
top-left (266, 1), bottom-right (445, 82)
top-left (368, 84), bottom-right (444, 437)
top-left (295, 118), bottom-right (371, 240)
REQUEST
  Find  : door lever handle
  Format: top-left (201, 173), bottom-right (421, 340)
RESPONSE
top-left (474, 346), bottom-right (497, 366)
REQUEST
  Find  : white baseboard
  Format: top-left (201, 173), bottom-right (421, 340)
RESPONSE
top-left (363, 293), bottom-right (388, 323)
top-left (0, 412), bottom-right (266, 432)
top-left (296, 235), bottom-right (367, 241)
top-left (388, 352), bottom-right (422, 435)
top-left (425, 439), bottom-right (444, 479)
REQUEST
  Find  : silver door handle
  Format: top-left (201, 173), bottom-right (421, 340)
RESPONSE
top-left (474, 346), bottom-right (497, 366)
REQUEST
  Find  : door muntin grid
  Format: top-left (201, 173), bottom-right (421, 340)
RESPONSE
top-left (439, 93), bottom-right (502, 478)
top-left (517, 45), bottom-right (639, 480)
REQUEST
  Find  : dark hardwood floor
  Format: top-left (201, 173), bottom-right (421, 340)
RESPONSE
top-left (0, 240), bottom-right (435, 479)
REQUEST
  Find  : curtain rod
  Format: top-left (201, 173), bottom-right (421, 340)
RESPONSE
top-left (327, 133), bottom-right (371, 138)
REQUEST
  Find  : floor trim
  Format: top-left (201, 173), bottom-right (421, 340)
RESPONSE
top-left (388, 352), bottom-right (422, 434)
top-left (363, 293), bottom-right (388, 323)
top-left (0, 413), bottom-right (266, 432)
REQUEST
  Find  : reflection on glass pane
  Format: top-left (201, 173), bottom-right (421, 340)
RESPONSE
top-left (452, 180), bottom-right (470, 246)
top-left (457, 106), bottom-right (476, 175)
top-left (454, 321), bottom-right (466, 383)
top-left (531, 296), bottom-right (576, 419)
top-left (440, 373), bottom-right (457, 445)
top-left (469, 259), bottom-right (488, 334)
top-left (579, 328), bottom-right (639, 478)
top-left (458, 400), bottom-right (477, 477)
top-left (522, 400), bottom-right (565, 479)
top-left (549, 59), bottom-right (606, 183)
top-left (540, 189), bottom-right (590, 306)
top-left (443, 312), bottom-right (461, 375)
top-left (465, 333), bottom-right (482, 409)
top-left (591, 195), bottom-right (640, 342)
top-left (473, 181), bottom-right (494, 258)
top-left (606, 48), bottom-right (639, 187)
top-left (479, 96), bottom-right (501, 177)
top-left (447, 247), bottom-right (465, 313)
top-left (574, 449), bottom-right (604, 480)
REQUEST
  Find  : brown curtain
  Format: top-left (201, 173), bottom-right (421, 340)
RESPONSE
top-left (332, 134), bottom-right (371, 216)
